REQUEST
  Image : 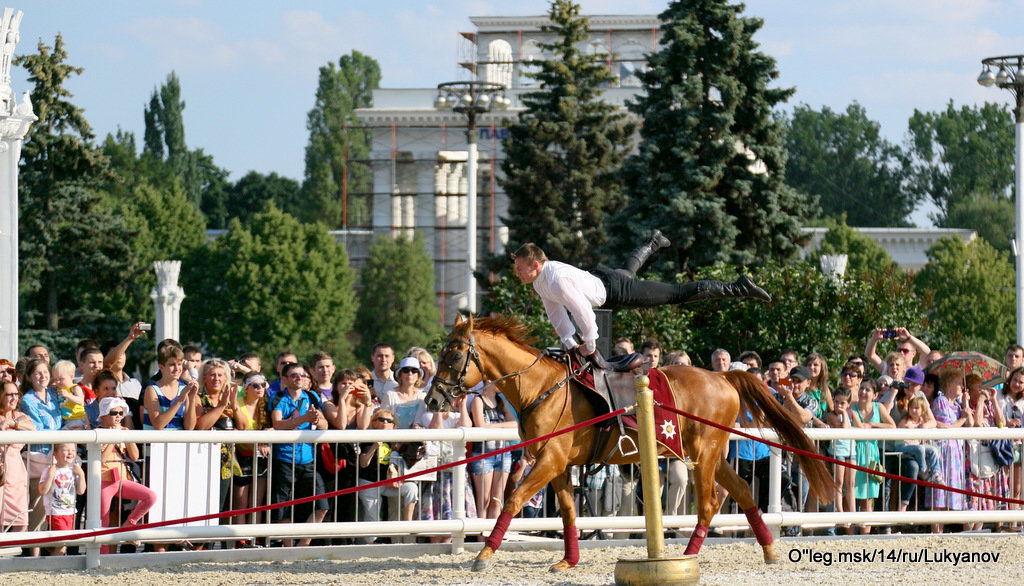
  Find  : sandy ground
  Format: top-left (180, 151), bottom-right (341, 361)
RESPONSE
top-left (2, 534), bottom-right (1020, 585)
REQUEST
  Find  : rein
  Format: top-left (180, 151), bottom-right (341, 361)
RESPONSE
top-left (517, 354), bottom-right (590, 427)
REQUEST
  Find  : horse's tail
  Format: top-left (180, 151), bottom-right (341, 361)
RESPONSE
top-left (723, 370), bottom-right (835, 504)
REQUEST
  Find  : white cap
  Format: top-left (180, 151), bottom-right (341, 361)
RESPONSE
top-left (99, 396), bottom-right (128, 417)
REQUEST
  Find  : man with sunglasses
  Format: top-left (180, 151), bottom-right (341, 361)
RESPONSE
top-left (864, 327), bottom-right (931, 377)
top-left (269, 362), bottom-right (329, 546)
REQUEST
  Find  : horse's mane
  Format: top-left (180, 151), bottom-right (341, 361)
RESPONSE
top-left (467, 314), bottom-right (540, 349)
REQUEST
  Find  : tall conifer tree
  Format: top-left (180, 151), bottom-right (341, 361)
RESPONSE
top-left (610, 0), bottom-right (813, 274)
top-left (500, 0), bottom-right (636, 267)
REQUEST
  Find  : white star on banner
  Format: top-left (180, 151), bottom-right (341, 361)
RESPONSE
top-left (659, 419), bottom-right (677, 440)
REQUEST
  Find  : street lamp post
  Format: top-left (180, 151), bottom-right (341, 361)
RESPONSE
top-left (434, 81), bottom-right (510, 314)
top-left (978, 55), bottom-right (1024, 345)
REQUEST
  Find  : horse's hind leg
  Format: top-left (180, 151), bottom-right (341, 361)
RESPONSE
top-left (548, 472), bottom-right (579, 572)
top-left (473, 454), bottom-right (563, 572)
top-left (716, 459), bottom-right (778, 564)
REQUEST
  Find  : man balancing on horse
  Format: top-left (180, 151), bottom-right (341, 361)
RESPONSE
top-left (511, 231), bottom-right (771, 358)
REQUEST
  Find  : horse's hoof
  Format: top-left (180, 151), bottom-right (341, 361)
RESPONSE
top-left (549, 560), bottom-right (572, 573)
top-left (472, 558), bottom-right (492, 572)
top-left (763, 544), bottom-right (779, 564)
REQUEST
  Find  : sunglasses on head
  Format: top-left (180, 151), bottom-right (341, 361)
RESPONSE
top-left (375, 417), bottom-right (395, 424)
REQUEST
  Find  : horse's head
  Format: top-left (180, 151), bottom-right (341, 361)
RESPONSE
top-left (426, 313), bottom-right (485, 413)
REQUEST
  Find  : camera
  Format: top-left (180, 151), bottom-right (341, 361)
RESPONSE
top-left (139, 323), bottom-right (152, 331)
top-left (778, 377), bottom-right (793, 387)
top-left (881, 329), bottom-right (898, 339)
top-left (891, 380), bottom-right (909, 391)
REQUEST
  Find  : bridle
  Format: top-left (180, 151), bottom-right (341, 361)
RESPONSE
top-left (432, 331), bottom-right (548, 406)
top-left (433, 333), bottom-right (487, 400)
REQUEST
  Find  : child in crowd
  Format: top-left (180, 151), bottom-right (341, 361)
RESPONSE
top-left (826, 387), bottom-right (860, 530)
top-left (897, 396), bottom-right (943, 484)
top-left (37, 442), bottom-right (85, 555)
top-left (52, 360), bottom-right (87, 430)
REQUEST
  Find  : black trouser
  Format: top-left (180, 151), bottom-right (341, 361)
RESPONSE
top-left (592, 267), bottom-right (704, 308)
top-left (737, 457), bottom-right (771, 512)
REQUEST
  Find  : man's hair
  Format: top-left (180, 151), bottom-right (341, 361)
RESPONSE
top-left (282, 362), bottom-right (307, 378)
top-left (640, 338), bottom-right (661, 352)
top-left (779, 349), bottom-right (799, 362)
top-left (25, 344), bottom-right (47, 356)
top-left (76, 339), bottom-right (100, 361)
top-left (158, 344), bottom-right (185, 365)
top-left (79, 347), bottom-right (103, 362)
top-left (239, 351), bottom-right (260, 362)
top-left (371, 342), bottom-right (394, 355)
top-left (310, 350), bottom-right (332, 364)
top-left (1007, 344), bottom-right (1024, 354)
top-left (712, 348), bottom-right (730, 360)
top-left (157, 339), bottom-right (183, 355)
top-left (737, 350), bottom-right (762, 369)
top-left (182, 344), bottom-right (202, 357)
top-left (511, 242), bottom-right (547, 264)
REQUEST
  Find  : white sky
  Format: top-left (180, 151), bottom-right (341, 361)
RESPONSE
top-left (9, 0), bottom-right (1024, 226)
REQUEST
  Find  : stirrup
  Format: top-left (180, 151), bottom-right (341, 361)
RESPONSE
top-left (617, 434), bottom-right (639, 457)
top-left (682, 455), bottom-right (696, 470)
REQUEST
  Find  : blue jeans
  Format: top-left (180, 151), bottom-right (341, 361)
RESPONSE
top-left (470, 452), bottom-right (511, 475)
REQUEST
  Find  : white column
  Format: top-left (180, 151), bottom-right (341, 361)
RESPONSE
top-left (151, 261), bottom-right (186, 348)
top-left (0, 8), bottom-right (33, 362)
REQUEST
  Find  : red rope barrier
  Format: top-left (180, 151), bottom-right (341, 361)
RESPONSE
top-left (0, 407), bottom-right (629, 548)
top-left (656, 400), bottom-right (1024, 507)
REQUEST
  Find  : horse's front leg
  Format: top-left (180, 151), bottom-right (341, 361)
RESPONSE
top-left (473, 451), bottom-right (564, 572)
top-left (548, 471), bottom-right (579, 572)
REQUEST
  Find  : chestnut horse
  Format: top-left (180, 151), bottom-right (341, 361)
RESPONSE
top-left (425, 314), bottom-right (833, 572)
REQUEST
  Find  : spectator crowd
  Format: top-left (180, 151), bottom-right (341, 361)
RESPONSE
top-left (0, 323), bottom-right (1021, 556)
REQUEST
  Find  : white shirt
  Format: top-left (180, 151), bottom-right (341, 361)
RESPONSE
top-left (532, 260), bottom-right (607, 352)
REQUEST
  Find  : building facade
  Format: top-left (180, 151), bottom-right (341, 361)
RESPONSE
top-left (353, 15), bottom-right (661, 325)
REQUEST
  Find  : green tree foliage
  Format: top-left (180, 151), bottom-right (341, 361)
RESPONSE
top-left (915, 236), bottom-right (1014, 357)
top-left (806, 215), bottom-right (897, 278)
top-left (944, 194), bottom-right (1015, 254)
top-left (302, 50), bottom-right (381, 228)
top-left (15, 34), bottom-right (133, 332)
top-left (609, 0), bottom-right (814, 275)
top-left (614, 261), bottom-right (928, 372)
top-left (481, 271), bottom-right (556, 348)
top-left (783, 102), bottom-right (914, 226)
top-left (182, 205), bottom-right (357, 362)
top-left (906, 101), bottom-right (1014, 227)
top-left (500, 0), bottom-right (636, 266)
top-left (142, 71), bottom-right (231, 227)
top-left (109, 182), bottom-right (207, 321)
top-left (354, 233), bottom-right (443, 361)
top-left (225, 171), bottom-right (303, 224)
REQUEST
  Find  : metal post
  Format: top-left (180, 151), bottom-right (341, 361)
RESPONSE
top-left (466, 129), bottom-right (478, 315)
top-left (634, 375), bottom-right (664, 559)
top-left (1016, 120), bottom-right (1024, 346)
top-left (85, 441), bottom-right (102, 568)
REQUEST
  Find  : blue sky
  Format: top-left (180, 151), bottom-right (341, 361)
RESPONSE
top-left (10, 1), bottom-right (1024, 226)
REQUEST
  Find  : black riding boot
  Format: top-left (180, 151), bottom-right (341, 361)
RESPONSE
top-left (679, 274), bottom-right (772, 304)
top-left (622, 229), bottom-right (672, 278)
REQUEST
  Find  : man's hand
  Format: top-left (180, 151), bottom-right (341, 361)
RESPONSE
top-left (575, 343), bottom-right (595, 357)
